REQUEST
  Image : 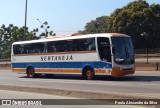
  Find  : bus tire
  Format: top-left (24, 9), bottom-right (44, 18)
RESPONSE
top-left (27, 67), bottom-right (35, 78)
top-left (84, 67), bottom-right (94, 80)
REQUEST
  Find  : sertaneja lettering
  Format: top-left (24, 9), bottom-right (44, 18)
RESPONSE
top-left (41, 55), bottom-right (73, 61)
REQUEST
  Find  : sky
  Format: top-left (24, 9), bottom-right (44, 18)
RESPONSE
top-left (0, 0), bottom-right (160, 35)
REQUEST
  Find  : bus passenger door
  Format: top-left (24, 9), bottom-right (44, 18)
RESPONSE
top-left (97, 37), bottom-right (112, 63)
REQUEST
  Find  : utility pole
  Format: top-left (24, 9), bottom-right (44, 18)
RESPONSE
top-left (24, 0), bottom-right (28, 40)
top-left (141, 32), bottom-right (149, 64)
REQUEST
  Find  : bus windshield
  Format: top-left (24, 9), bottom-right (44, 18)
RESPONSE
top-left (111, 37), bottom-right (134, 64)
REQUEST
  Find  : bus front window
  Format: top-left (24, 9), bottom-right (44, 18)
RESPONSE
top-left (97, 37), bottom-right (111, 62)
top-left (111, 37), bottom-right (134, 64)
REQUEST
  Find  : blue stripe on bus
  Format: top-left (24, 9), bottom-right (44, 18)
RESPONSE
top-left (12, 62), bottom-right (112, 69)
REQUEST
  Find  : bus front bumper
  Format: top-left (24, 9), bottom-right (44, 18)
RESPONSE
top-left (111, 67), bottom-right (135, 76)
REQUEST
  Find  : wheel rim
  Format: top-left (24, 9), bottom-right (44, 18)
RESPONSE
top-left (29, 69), bottom-right (34, 77)
top-left (86, 70), bottom-right (92, 79)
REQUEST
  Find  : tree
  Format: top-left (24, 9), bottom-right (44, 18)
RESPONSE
top-left (0, 24), bottom-right (39, 59)
top-left (0, 20), bottom-right (56, 59)
top-left (79, 16), bottom-right (109, 34)
top-left (107, 0), bottom-right (160, 49)
top-left (80, 0), bottom-right (160, 49)
top-left (37, 19), bottom-right (56, 37)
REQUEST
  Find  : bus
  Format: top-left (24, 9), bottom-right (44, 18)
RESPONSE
top-left (11, 33), bottom-right (135, 80)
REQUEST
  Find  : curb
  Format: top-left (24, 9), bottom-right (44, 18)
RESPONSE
top-left (0, 85), bottom-right (158, 99)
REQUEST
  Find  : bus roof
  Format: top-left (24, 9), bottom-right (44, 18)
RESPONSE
top-left (12, 33), bottom-right (129, 45)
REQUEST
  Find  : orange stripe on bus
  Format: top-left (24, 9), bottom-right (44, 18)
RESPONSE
top-left (95, 69), bottom-right (106, 74)
top-left (12, 68), bottom-right (108, 75)
top-left (12, 68), bottom-right (26, 73)
top-left (35, 69), bottom-right (82, 74)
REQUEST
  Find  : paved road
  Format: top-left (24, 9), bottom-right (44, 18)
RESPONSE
top-left (0, 90), bottom-right (147, 108)
top-left (0, 70), bottom-right (160, 99)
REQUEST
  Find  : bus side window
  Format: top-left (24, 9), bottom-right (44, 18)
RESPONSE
top-left (72, 39), bottom-right (79, 51)
top-left (65, 40), bottom-right (72, 52)
top-left (86, 38), bottom-right (95, 51)
top-left (47, 42), bottom-right (56, 52)
top-left (29, 44), bottom-right (36, 53)
top-left (66, 40), bottom-right (79, 52)
top-left (25, 44), bottom-right (30, 54)
top-left (79, 39), bottom-right (87, 51)
top-left (13, 45), bottom-right (20, 54)
top-left (26, 44), bottom-right (36, 54)
top-left (55, 41), bottom-right (65, 52)
top-left (79, 38), bottom-right (95, 51)
top-left (20, 45), bottom-right (26, 54)
top-left (35, 43), bottom-right (45, 53)
top-left (14, 44), bottom-right (26, 54)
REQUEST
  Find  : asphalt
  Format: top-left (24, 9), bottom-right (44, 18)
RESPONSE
top-left (0, 70), bottom-right (160, 99)
top-left (0, 70), bottom-right (160, 108)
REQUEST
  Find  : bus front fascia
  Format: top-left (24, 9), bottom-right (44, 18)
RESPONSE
top-left (111, 45), bottom-right (135, 77)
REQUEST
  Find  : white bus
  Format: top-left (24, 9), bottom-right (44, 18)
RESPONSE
top-left (11, 33), bottom-right (135, 80)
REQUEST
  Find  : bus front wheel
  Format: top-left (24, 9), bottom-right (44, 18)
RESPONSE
top-left (27, 67), bottom-right (35, 78)
top-left (84, 68), bottom-right (94, 80)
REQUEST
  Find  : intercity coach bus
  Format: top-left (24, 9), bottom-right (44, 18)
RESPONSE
top-left (11, 33), bottom-right (135, 80)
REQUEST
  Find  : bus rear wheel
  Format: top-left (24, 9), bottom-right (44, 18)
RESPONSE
top-left (84, 68), bottom-right (94, 80)
top-left (27, 67), bottom-right (35, 78)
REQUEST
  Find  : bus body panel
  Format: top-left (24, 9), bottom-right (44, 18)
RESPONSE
top-left (12, 62), bottom-right (112, 75)
top-left (12, 52), bottom-right (112, 76)
top-left (11, 33), bottom-right (135, 78)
